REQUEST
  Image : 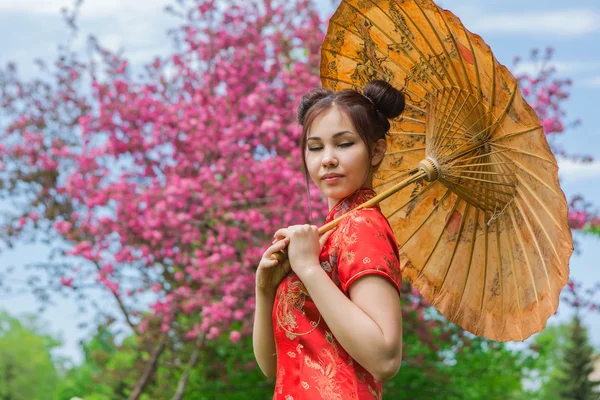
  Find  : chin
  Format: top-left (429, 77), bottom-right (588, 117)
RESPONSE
top-left (320, 184), bottom-right (359, 200)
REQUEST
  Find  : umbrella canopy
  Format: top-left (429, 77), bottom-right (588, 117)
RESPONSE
top-left (319, 0), bottom-right (573, 341)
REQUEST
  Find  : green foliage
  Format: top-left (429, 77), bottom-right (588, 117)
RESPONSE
top-left (385, 320), bottom-right (533, 400)
top-left (0, 311), bottom-right (61, 400)
top-left (53, 318), bottom-right (274, 400)
top-left (557, 313), bottom-right (600, 400)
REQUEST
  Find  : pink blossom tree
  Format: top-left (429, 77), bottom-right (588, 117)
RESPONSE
top-left (0, 1), bottom-right (598, 397)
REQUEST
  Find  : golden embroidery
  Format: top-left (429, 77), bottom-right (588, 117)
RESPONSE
top-left (287, 351), bottom-right (296, 358)
top-left (275, 276), bottom-right (321, 338)
top-left (367, 384), bottom-right (378, 399)
top-left (301, 381), bottom-right (310, 390)
top-left (363, 256), bottom-right (371, 264)
top-left (304, 347), bottom-right (344, 400)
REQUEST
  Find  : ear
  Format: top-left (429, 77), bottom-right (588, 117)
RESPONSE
top-left (371, 138), bottom-right (387, 166)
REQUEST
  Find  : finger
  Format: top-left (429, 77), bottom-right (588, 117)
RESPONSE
top-left (273, 228), bottom-right (289, 240)
top-left (318, 230), bottom-right (333, 248)
top-left (260, 257), bottom-right (279, 268)
top-left (267, 237), bottom-right (289, 255)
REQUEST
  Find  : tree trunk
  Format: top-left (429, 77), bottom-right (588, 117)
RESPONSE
top-left (171, 334), bottom-right (206, 400)
top-left (128, 332), bottom-right (169, 400)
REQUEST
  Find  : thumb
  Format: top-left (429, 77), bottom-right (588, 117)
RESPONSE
top-left (318, 230), bottom-right (333, 249)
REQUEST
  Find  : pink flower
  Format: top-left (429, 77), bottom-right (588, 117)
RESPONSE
top-left (568, 210), bottom-right (587, 230)
top-left (60, 276), bottom-right (74, 287)
top-left (229, 330), bottom-right (242, 343)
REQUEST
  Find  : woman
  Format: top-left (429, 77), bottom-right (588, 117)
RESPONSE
top-left (253, 80), bottom-right (405, 399)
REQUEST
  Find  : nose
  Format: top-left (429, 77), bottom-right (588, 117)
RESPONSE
top-left (321, 146), bottom-right (338, 167)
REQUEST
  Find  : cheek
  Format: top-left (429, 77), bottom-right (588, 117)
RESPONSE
top-left (305, 155), bottom-right (320, 177)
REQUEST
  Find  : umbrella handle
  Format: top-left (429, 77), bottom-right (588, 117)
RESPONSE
top-left (269, 168), bottom-right (426, 265)
top-left (270, 221), bottom-right (340, 264)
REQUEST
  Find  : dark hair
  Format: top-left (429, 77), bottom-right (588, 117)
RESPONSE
top-left (297, 79), bottom-right (405, 175)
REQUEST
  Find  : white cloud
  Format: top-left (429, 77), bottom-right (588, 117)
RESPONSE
top-left (6, 0), bottom-right (177, 68)
top-left (512, 61), bottom-right (599, 76)
top-left (0, 0), bottom-right (169, 17)
top-left (470, 9), bottom-right (600, 37)
top-left (558, 158), bottom-right (600, 182)
top-left (587, 76), bottom-right (600, 87)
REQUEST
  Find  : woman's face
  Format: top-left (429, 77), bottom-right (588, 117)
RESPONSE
top-left (305, 106), bottom-right (373, 210)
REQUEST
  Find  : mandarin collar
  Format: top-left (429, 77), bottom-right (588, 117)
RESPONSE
top-left (326, 188), bottom-right (378, 222)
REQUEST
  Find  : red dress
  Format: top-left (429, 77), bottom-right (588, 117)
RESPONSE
top-left (272, 188), bottom-right (402, 400)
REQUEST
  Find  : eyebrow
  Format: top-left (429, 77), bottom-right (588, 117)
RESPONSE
top-left (307, 130), bottom-right (355, 141)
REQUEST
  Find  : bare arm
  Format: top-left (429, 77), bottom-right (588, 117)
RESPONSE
top-left (299, 267), bottom-right (403, 382)
top-left (252, 288), bottom-right (277, 378)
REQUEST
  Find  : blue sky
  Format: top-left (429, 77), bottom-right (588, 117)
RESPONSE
top-left (0, 0), bottom-right (599, 365)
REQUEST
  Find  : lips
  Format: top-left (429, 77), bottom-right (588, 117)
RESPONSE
top-left (321, 173), bottom-right (344, 180)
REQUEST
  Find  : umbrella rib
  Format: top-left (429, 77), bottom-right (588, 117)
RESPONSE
top-left (490, 125), bottom-right (542, 144)
top-left (388, 131), bottom-right (427, 137)
top-left (341, 2), bottom-right (443, 92)
top-left (488, 56), bottom-right (497, 129)
top-left (447, 170), bottom-right (515, 177)
top-left (434, 89), bottom-right (473, 150)
top-left (514, 176), bottom-right (564, 233)
top-left (438, 9), bottom-right (473, 97)
top-left (450, 161), bottom-right (513, 169)
top-left (413, 0), bottom-right (465, 88)
top-left (398, 188), bottom-right (452, 249)
top-left (462, 24), bottom-right (483, 104)
top-left (495, 218), bottom-right (506, 338)
top-left (507, 208), bottom-right (542, 328)
top-left (443, 174), bottom-right (515, 187)
top-left (387, 146), bottom-right (427, 155)
top-left (513, 197), bottom-right (554, 304)
top-left (514, 186), bottom-right (561, 261)
top-left (459, 148), bottom-right (487, 322)
top-left (386, 181), bottom-right (436, 220)
top-left (441, 110), bottom-right (491, 161)
top-left (501, 216), bottom-right (524, 339)
top-left (442, 178), bottom-right (509, 209)
top-left (398, 116), bottom-right (427, 125)
top-left (439, 203), bottom-right (472, 298)
top-left (487, 81), bottom-right (519, 135)
top-left (433, 88), bottom-right (471, 150)
top-left (417, 195), bottom-right (462, 278)
top-left (496, 152), bottom-right (562, 197)
top-left (441, 97), bottom-right (486, 149)
top-left (490, 143), bottom-right (555, 164)
top-left (373, 169), bottom-right (414, 190)
top-left (480, 210), bottom-right (489, 322)
top-left (364, 0), bottom-right (450, 89)
top-left (431, 88), bottom-right (456, 151)
top-left (319, 49), bottom-right (429, 105)
top-left (457, 208), bottom-right (480, 319)
top-left (392, 0), bottom-right (458, 88)
top-left (479, 211), bottom-right (489, 320)
top-left (450, 148), bottom-right (512, 165)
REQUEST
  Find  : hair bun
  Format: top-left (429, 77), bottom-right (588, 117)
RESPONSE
top-left (363, 80), bottom-right (405, 120)
top-left (297, 87), bottom-right (333, 125)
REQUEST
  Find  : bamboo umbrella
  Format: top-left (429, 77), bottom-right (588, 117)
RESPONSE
top-left (314, 0), bottom-right (573, 342)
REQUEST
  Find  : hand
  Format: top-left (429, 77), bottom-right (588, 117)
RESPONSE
top-left (256, 237), bottom-right (292, 293)
top-left (273, 225), bottom-right (332, 279)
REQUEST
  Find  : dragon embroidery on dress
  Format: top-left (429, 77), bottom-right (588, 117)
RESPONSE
top-left (276, 277), bottom-right (321, 339)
